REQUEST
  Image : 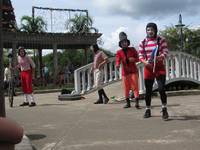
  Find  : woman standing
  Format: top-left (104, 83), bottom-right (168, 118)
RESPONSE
top-left (16, 47), bottom-right (36, 107)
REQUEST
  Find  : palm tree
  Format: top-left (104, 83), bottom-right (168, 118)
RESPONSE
top-left (66, 13), bottom-right (98, 33)
top-left (20, 15), bottom-right (47, 80)
top-left (20, 15), bottom-right (47, 33)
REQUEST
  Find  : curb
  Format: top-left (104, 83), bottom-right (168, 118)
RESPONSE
top-left (15, 135), bottom-right (33, 150)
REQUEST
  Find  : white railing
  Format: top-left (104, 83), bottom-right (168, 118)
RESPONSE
top-left (74, 51), bottom-right (200, 95)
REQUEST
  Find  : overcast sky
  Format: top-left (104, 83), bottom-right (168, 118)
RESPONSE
top-left (12, 0), bottom-right (200, 53)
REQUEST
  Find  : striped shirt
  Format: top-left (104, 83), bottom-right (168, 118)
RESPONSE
top-left (138, 36), bottom-right (168, 62)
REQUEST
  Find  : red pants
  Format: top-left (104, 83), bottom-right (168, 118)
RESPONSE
top-left (122, 73), bottom-right (139, 98)
top-left (20, 70), bottom-right (33, 94)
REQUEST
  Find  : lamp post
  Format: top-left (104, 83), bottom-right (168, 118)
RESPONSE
top-left (175, 14), bottom-right (185, 51)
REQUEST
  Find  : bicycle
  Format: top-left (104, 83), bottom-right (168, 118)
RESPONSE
top-left (7, 78), bottom-right (14, 107)
top-left (7, 52), bottom-right (14, 107)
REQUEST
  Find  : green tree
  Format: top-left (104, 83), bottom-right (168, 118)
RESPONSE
top-left (159, 26), bottom-right (180, 51)
top-left (159, 26), bottom-right (200, 58)
top-left (66, 13), bottom-right (98, 33)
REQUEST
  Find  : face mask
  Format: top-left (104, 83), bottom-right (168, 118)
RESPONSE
top-left (146, 27), bottom-right (156, 38)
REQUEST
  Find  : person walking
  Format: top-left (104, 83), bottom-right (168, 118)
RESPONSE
top-left (91, 44), bottom-right (109, 104)
top-left (116, 32), bottom-right (140, 108)
top-left (138, 22), bottom-right (169, 120)
top-left (16, 47), bottom-right (36, 107)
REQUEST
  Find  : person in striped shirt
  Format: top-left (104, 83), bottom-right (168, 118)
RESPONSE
top-left (138, 22), bottom-right (169, 120)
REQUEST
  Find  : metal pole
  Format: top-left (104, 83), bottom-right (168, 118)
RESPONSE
top-left (0, 0), bottom-right (6, 117)
top-left (175, 14), bottom-right (185, 52)
top-left (180, 27), bottom-right (183, 51)
top-left (50, 10), bottom-right (53, 32)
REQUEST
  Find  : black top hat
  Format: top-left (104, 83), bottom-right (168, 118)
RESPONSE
top-left (118, 32), bottom-right (130, 48)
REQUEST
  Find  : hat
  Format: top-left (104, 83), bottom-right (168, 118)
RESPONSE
top-left (119, 32), bottom-right (130, 48)
top-left (146, 22), bottom-right (158, 34)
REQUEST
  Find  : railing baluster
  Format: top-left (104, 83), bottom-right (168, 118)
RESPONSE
top-left (74, 70), bottom-right (81, 94)
top-left (87, 69), bottom-right (92, 91)
top-left (171, 56), bottom-right (175, 79)
top-left (198, 62), bottom-right (200, 81)
top-left (138, 64), bottom-right (145, 94)
top-left (104, 64), bottom-right (108, 83)
top-left (194, 61), bottom-right (197, 80)
top-left (166, 58), bottom-right (170, 80)
top-left (190, 59), bottom-right (194, 79)
top-left (186, 57), bottom-right (190, 78)
top-left (81, 70), bottom-right (86, 94)
top-left (182, 56), bottom-right (186, 78)
top-left (109, 62), bottom-right (113, 82)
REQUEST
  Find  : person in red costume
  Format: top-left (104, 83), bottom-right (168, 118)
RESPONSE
top-left (16, 47), bottom-right (36, 107)
top-left (138, 22), bottom-right (169, 120)
top-left (116, 32), bottom-right (140, 109)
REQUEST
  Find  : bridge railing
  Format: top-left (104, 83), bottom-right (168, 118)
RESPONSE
top-left (74, 51), bottom-right (200, 95)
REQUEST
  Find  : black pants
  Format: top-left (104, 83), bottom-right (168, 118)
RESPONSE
top-left (144, 75), bottom-right (167, 107)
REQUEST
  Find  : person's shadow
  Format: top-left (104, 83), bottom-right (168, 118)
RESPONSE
top-left (26, 134), bottom-right (46, 141)
top-left (168, 115), bottom-right (200, 121)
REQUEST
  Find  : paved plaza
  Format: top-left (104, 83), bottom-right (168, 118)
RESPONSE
top-left (5, 82), bottom-right (200, 150)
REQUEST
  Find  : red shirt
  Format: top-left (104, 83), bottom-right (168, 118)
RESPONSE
top-left (116, 47), bottom-right (139, 76)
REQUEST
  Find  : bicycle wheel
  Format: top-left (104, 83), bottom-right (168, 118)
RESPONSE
top-left (8, 80), bottom-right (14, 107)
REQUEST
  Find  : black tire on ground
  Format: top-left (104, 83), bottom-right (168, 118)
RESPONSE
top-left (58, 94), bottom-right (82, 101)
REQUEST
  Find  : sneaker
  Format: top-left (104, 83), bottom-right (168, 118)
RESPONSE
top-left (161, 107), bottom-right (169, 121)
top-left (143, 109), bottom-right (151, 118)
top-left (19, 102), bottom-right (29, 106)
top-left (29, 102), bottom-right (36, 107)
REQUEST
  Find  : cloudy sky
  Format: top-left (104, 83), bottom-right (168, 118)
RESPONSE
top-left (12, 0), bottom-right (200, 53)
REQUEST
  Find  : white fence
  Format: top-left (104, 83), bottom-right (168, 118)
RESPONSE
top-left (74, 51), bottom-right (200, 95)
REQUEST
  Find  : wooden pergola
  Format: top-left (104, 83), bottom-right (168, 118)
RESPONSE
top-left (2, 30), bottom-right (102, 81)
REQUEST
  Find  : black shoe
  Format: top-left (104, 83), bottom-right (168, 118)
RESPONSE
top-left (143, 109), bottom-right (151, 118)
top-left (135, 98), bottom-right (140, 109)
top-left (29, 102), bottom-right (36, 107)
top-left (123, 99), bottom-right (131, 108)
top-left (123, 104), bottom-right (131, 108)
top-left (94, 99), bottom-right (103, 104)
top-left (104, 98), bottom-right (109, 104)
top-left (161, 107), bottom-right (169, 121)
top-left (19, 102), bottom-right (29, 106)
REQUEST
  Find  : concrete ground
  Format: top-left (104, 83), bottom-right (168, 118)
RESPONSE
top-left (6, 82), bottom-right (200, 150)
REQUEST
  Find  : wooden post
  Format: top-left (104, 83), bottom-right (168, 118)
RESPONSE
top-left (0, 0), bottom-right (6, 117)
top-left (53, 43), bottom-right (58, 84)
